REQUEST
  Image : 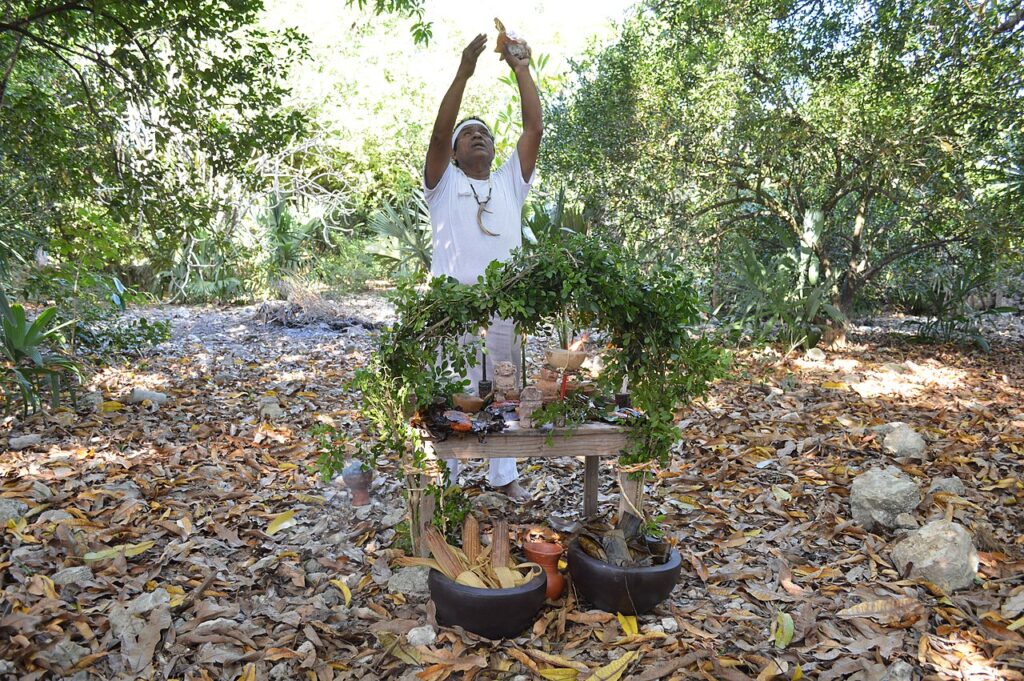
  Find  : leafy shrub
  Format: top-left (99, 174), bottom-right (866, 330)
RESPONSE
top-left (75, 318), bottom-right (171, 357)
top-left (366, 190), bottom-right (432, 274)
top-left (19, 267), bottom-right (169, 355)
top-left (521, 186), bottom-right (588, 246)
top-left (901, 265), bottom-right (1008, 350)
top-left (258, 194), bottom-right (320, 279)
top-left (720, 242), bottom-right (843, 350)
top-left (306, 237), bottom-right (386, 294)
top-left (0, 290), bottom-right (81, 415)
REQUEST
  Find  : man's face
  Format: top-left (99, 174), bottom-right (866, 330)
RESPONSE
top-left (453, 124), bottom-right (495, 168)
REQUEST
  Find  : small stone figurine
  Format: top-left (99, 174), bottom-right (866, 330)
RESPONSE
top-left (518, 386), bottom-right (544, 428)
top-left (493, 361), bottom-right (518, 401)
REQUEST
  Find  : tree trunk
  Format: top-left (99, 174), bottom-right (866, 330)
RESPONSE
top-left (838, 192), bottom-right (872, 318)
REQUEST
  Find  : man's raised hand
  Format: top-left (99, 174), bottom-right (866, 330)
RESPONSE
top-left (501, 41), bottom-right (532, 74)
top-left (457, 34), bottom-right (488, 80)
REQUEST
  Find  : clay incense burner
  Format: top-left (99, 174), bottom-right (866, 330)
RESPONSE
top-left (523, 541), bottom-right (566, 601)
top-left (341, 461), bottom-right (373, 507)
top-left (545, 348), bottom-right (587, 372)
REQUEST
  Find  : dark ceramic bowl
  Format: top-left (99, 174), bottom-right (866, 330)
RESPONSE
top-left (427, 569), bottom-right (547, 639)
top-left (567, 538), bottom-right (681, 615)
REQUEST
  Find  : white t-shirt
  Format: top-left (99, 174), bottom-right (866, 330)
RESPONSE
top-left (424, 149), bottom-right (534, 284)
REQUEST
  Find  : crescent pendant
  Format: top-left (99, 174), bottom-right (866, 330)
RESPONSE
top-left (477, 204), bottom-right (499, 236)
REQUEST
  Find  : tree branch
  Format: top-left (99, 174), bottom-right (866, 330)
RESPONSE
top-left (859, 234), bottom-right (969, 284)
top-left (994, 1), bottom-right (1024, 33)
top-left (0, 2), bottom-right (88, 31)
top-left (0, 33), bottom-right (24, 107)
top-left (3, 24), bottom-right (146, 102)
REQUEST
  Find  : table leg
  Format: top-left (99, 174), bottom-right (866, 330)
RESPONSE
top-left (584, 456), bottom-right (599, 518)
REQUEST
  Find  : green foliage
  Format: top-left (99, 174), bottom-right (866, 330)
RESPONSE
top-left (723, 241), bottom-right (844, 350)
top-left (312, 423), bottom-right (352, 480)
top-left (366, 190), bottom-right (433, 274)
top-left (259, 194), bottom-right (319, 278)
top-left (0, 1), bottom-right (309, 281)
top-left (0, 289), bottom-right (80, 416)
top-left (306, 238), bottom-right (386, 294)
top-left (902, 264), bottom-right (1010, 350)
top-left (522, 186), bottom-right (589, 247)
top-left (346, 0), bottom-right (432, 45)
top-left (18, 267), bottom-right (168, 355)
top-left (350, 233), bottom-right (726, 527)
top-left (431, 481), bottom-right (471, 544)
top-left (544, 0), bottom-right (1024, 313)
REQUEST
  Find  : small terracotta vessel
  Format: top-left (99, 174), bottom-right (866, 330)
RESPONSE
top-left (452, 393), bottom-right (485, 412)
top-left (524, 541), bottom-right (565, 600)
top-left (342, 462), bottom-right (373, 506)
top-left (545, 348), bottom-right (587, 371)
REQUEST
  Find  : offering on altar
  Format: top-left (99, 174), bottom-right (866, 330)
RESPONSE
top-left (494, 18), bottom-right (531, 62)
top-left (517, 386), bottom-right (543, 428)
top-left (493, 361), bottom-right (518, 401)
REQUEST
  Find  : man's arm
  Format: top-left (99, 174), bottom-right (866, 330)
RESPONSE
top-left (504, 46), bottom-right (542, 182)
top-left (425, 34), bottom-right (487, 190)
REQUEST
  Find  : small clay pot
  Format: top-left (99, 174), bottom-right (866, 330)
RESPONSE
top-left (452, 393), bottom-right (485, 412)
top-left (341, 462), bottom-right (373, 507)
top-left (545, 348), bottom-right (587, 371)
top-left (524, 541), bottom-right (565, 601)
top-left (427, 569), bottom-right (547, 639)
top-left (567, 538), bottom-right (681, 615)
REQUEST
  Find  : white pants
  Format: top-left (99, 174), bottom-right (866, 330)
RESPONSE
top-left (443, 317), bottom-right (521, 488)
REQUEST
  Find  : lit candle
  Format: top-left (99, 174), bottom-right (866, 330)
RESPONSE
top-left (480, 329), bottom-right (488, 381)
top-left (521, 331), bottom-right (528, 389)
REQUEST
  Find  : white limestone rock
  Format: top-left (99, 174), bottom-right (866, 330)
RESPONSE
top-left (127, 388), bottom-right (169, 406)
top-left (891, 520), bottom-right (978, 592)
top-left (406, 625), bottom-right (437, 647)
top-left (850, 466), bottom-right (920, 532)
top-left (883, 424), bottom-right (927, 459)
top-left (0, 499), bottom-right (28, 524)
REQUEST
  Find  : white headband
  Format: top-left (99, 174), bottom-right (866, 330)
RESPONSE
top-left (451, 120), bottom-right (493, 149)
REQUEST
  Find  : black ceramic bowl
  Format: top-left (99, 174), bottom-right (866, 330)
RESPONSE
top-left (427, 569), bottom-right (547, 639)
top-left (567, 538), bottom-right (682, 615)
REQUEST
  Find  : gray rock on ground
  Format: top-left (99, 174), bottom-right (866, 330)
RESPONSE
top-left (406, 625), bottom-right (436, 647)
top-left (894, 513), bottom-right (919, 530)
top-left (39, 509), bottom-right (73, 523)
top-left (127, 388), bottom-right (169, 405)
top-left (805, 348), bottom-right (826, 362)
top-left (928, 476), bottom-right (966, 496)
top-left (0, 499), bottom-right (29, 524)
top-left (9, 434), bottom-right (41, 450)
top-left (472, 491), bottom-right (511, 513)
top-left (53, 566), bottom-right (93, 587)
top-left (36, 639), bottom-right (90, 672)
top-left (850, 466), bottom-right (920, 532)
top-left (881, 660), bottom-right (916, 681)
top-left (258, 396), bottom-right (285, 420)
top-left (891, 520), bottom-right (978, 592)
top-left (386, 567), bottom-right (430, 596)
top-left (883, 424), bottom-right (927, 459)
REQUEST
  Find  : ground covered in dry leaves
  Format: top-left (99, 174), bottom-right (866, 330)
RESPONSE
top-left (1, 297), bottom-right (1023, 680)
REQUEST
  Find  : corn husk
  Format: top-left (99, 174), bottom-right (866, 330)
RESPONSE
top-left (491, 520), bottom-right (510, 568)
top-left (463, 516), bottom-right (481, 564)
top-left (455, 570), bottom-right (489, 588)
top-left (403, 522), bottom-right (541, 589)
top-left (425, 528), bottom-right (465, 580)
